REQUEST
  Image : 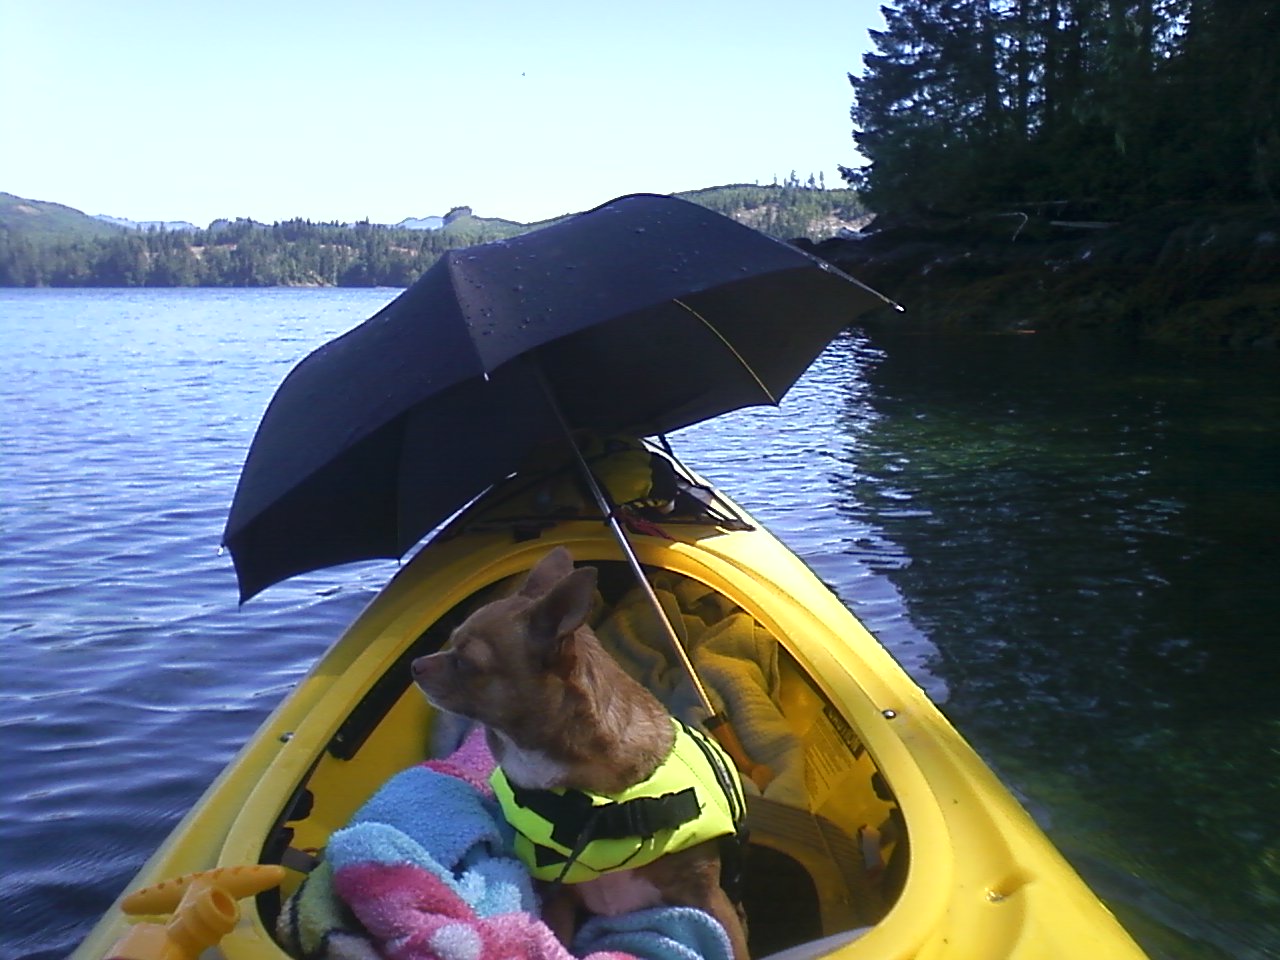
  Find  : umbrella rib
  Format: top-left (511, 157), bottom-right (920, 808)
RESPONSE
top-left (670, 299), bottom-right (777, 405)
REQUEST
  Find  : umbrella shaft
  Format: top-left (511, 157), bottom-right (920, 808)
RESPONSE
top-left (601, 509), bottom-right (717, 717)
top-left (531, 362), bottom-right (717, 718)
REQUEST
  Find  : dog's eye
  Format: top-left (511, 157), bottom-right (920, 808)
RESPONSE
top-left (452, 653), bottom-right (476, 677)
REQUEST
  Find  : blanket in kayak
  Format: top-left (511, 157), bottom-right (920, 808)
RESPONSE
top-left (276, 726), bottom-right (733, 960)
top-left (592, 572), bottom-right (805, 808)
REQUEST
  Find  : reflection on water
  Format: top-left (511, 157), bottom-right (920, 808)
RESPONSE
top-left (829, 330), bottom-right (1280, 959)
top-left (0, 289), bottom-right (407, 960)
top-left (2, 291), bottom-right (1277, 960)
top-left (677, 334), bottom-right (950, 705)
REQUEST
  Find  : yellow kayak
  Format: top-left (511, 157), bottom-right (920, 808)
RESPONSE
top-left (74, 453), bottom-right (1149, 960)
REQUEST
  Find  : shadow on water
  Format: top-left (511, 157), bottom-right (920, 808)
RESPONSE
top-left (829, 329), bottom-right (1280, 958)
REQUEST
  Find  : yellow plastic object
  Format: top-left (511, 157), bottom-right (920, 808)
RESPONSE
top-left (106, 867), bottom-right (285, 960)
top-left (121, 865), bottom-right (285, 916)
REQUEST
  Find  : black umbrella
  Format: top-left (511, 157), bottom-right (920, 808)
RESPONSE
top-left (223, 193), bottom-right (896, 602)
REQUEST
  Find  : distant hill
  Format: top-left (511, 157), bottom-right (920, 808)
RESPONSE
top-left (0, 192), bottom-right (124, 241)
top-left (676, 183), bottom-right (870, 240)
top-left (94, 214), bottom-right (199, 232)
top-left (435, 206), bottom-right (532, 244)
top-left (396, 215), bottom-right (445, 231)
top-left (0, 182), bottom-right (871, 287)
top-left (1, 182), bottom-right (867, 248)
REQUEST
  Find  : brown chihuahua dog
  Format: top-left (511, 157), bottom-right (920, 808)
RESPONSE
top-left (412, 547), bottom-right (749, 959)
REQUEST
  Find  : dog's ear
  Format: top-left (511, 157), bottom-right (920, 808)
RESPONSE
top-left (525, 565), bottom-right (598, 662)
top-left (519, 546), bottom-right (575, 598)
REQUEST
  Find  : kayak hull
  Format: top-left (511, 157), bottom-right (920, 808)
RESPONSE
top-left (74, 477), bottom-right (1147, 960)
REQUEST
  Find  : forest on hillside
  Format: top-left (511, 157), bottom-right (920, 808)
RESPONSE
top-left (0, 214), bottom-right (528, 289)
top-left (681, 175), bottom-right (864, 237)
top-left (843, 0), bottom-right (1278, 217)
top-left (0, 182), bottom-right (858, 288)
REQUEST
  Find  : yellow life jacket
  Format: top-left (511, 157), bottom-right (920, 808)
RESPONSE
top-left (490, 718), bottom-right (746, 884)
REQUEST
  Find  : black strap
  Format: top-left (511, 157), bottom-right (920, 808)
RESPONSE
top-left (681, 719), bottom-right (746, 826)
top-left (718, 825), bottom-right (750, 906)
top-left (280, 846), bottom-right (322, 873)
top-left (510, 782), bottom-right (702, 851)
top-left (545, 804), bottom-right (606, 890)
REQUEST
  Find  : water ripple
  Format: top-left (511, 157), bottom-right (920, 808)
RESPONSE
top-left (2, 292), bottom-right (1276, 960)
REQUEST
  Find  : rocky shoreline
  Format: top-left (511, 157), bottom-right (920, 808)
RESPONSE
top-left (801, 204), bottom-right (1280, 349)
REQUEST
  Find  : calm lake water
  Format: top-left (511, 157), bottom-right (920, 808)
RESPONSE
top-left (2, 288), bottom-right (1277, 960)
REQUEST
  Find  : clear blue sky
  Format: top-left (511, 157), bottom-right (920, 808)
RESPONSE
top-left (2, 0), bottom-right (885, 226)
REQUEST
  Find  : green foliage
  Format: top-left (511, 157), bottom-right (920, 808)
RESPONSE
top-left (0, 214), bottom-right (532, 288)
top-left (678, 180), bottom-right (866, 240)
top-left (436, 210), bottom-right (528, 245)
top-left (847, 0), bottom-right (1280, 217)
top-left (0, 185), bottom-right (865, 288)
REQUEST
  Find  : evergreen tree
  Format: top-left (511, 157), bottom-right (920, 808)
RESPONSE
top-left (846, 0), bottom-right (1280, 216)
top-left (98, 234), bottom-right (149, 286)
top-left (0, 229), bottom-right (43, 285)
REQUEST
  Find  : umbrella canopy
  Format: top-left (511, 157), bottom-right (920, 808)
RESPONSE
top-left (224, 193), bottom-right (895, 599)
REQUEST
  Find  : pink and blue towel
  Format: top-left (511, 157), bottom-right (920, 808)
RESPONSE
top-left (278, 727), bottom-right (732, 960)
